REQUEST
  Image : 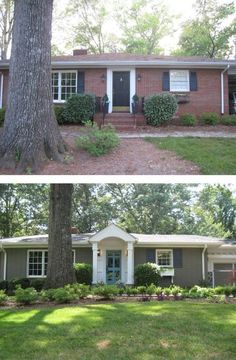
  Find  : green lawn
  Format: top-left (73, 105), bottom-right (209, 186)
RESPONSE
top-left (0, 302), bottom-right (236, 360)
top-left (146, 137), bottom-right (236, 174)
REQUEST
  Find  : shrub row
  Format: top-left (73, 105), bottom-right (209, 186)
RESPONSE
top-left (1, 284), bottom-right (236, 306)
top-left (0, 278), bottom-right (45, 294)
top-left (180, 113), bottom-right (236, 126)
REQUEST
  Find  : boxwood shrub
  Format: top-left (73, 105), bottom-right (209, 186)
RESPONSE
top-left (54, 105), bottom-right (65, 125)
top-left (144, 93), bottom-right (178, 126)
top-left (200, 112), bottom-right (219, 125)
top-left (63, 93), bottom-right (96, 124)
top-left (134, 263), bottom-right (161, 286)
top-left (180, 113), bottom-right (197, 126)
top-left (220, 114), bottom-right (236, 126)
top-left (15, 286), bottom-right (38, 305)
top-left (74, 263), bottom-right (92, 285)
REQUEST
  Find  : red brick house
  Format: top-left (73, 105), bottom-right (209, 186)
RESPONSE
top-left (0, 50), bottom-right (236, 119)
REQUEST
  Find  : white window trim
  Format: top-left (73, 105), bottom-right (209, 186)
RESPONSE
top-left (156, 249), bottom-right (173, 268)
top-left (52, 70), bottom-right (77, 103)
top-left (170, 70), bottom-right (190, 92)
top-left (27, 249), bottom-right (76, 278)
top-left (0, 73), bottom-right (4, 109)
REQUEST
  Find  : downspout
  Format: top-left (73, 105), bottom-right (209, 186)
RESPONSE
top-left (202, 245), bottom-right (207, 281)
top-left (0, 242), bottom-right (7, 281)
top-left (221, 65), bottom-right (230, 115)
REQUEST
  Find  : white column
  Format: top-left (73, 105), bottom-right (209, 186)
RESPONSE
top-left (92, 243), bottom-right (98, 284)
top-left (106, 68), bottom-right (113, 113)
top-left (130, 69), bottom-right (136, 113)
top-left (127, 242), bottom-right (134, 284)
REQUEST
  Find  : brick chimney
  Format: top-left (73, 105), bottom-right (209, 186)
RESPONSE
top-left (73, 49), bottom-right (88, 56)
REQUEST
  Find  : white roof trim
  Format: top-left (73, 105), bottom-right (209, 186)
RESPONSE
top-left (89, 223), bottom-right (137, 243)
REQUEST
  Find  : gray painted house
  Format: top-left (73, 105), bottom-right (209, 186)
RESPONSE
top-left (0, 224), bottom-right (236, 287)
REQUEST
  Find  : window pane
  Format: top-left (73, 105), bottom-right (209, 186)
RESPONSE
top-left (157, 251), bottom-right (172, 266)
top-left (52, 73), bottom-right (59, 100)
top-left (28, 251), bottom-right (43, 276)
top-left (60, 72), bottom-right (77, 100)
top-left (170, 71), bottom-right (189, 92)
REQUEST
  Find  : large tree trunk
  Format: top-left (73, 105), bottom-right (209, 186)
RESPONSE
top-left (0, 0), bottom-right (66, 173)
top-left (45, 184), bottom-right (75, 289)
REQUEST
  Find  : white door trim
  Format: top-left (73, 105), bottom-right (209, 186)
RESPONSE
top-left (106, 68), bottom-right (136, 113)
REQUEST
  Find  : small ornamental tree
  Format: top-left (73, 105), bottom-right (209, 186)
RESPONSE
top-left (134, 263), bottom-right (161, 286)
top-left (144, 93), bottom-right (178, 126)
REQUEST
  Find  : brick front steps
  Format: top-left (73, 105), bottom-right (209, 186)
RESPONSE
top-left (94, 112), bottom-right (146, 131)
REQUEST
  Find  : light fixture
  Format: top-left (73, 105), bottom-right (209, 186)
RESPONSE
top-left (97, 249), bottom-right (102, 257)
top-left (137, 73), bottom-right (142, 81)
top-left (101, 74), bottom-right (106, 82)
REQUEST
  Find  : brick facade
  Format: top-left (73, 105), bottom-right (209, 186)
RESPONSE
top-left (0, 67), bottom-right (229, 116)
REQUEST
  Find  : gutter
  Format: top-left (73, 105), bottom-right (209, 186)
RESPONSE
top-left (0, 242), bottom-right (7, 281)
top-left (221, 64), bottom-right (230, 114)
top-left (202, 245), bottom-right (207, 281)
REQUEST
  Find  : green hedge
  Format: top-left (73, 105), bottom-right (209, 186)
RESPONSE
top-left (74, 263), bottom-right (92, 285)
top-left (0, 108), bottom-right (5, 126)
top-left (63, 93), bottom-right (96, 124)
top-left (144, 93), bottom-right (178, 126)
top-left (200, 112), bottom-right (219, 125)
top-left (134, 263), bottom-right (161, 286)
top-left (220, 114), bottom-right (236, 126)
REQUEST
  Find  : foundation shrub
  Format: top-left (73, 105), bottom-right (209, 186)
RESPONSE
top-left (63, 94), bottom-right (95, 124)
top-left (53, 287), bottom-right (77, 304)
top-left (54, 105), bottom-right (65, 125)
top-left (0, 290), bottom-right (7, 305)
top-left (15, 286), bottom-right (38, 305)
top-left (200, 112), bottom-right (219, 125)
top-left (74, 263), bottom-right (92, 285)
top-left (134, 263), bottom-right (161, 286)
top-left (144, 93), bottom-right (178, 126)
top-left (0, 108), bottom-right (5, 126)
top-left (29, 279), bottom-right (45, 292)
top-left (180, 113), bottom-right (197, 126)
top-left (93, 285), bottom-right (119, 299)
top-left (76, 122), bottom-right (120, 156)
top-left (220, 114), bottom-right (236, 126)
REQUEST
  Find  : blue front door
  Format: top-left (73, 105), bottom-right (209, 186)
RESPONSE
top-left (106, 250), bottom-right (121, 284)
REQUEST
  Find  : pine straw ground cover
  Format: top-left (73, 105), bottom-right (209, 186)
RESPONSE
top-left (0, 301), bottom-right (236, 360)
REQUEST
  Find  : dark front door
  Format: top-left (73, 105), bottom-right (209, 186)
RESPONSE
top-left (106, 250), bottom-right (121, 284)
top-left (113, 71), bottom-right (130, 111)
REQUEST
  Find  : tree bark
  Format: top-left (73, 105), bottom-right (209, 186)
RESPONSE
top-left (45, 184), bottom-right (75, 289)
top-left (0, 0), bottom-right (66, 173)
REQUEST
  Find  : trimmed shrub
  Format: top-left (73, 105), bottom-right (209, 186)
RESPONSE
top-left (76, 122), bottom-right (120, 156)
top-left (146, 283), bottom-right (156, 296)
top-left (54, 105), bottom-right (65, 125)
top-left (200, 112), bottom-right (219, 125)
top-left (63, 93), bottom-right (96, 124)
top-left (30, 279), bottom-right (45, 292)
top-left (8, 278), bottom-right (31, 293)
top-left (15, 286), bottom-right (38, 305)
top-left (93, 285), bottom-right (118, 299)
top-left (125, 287), bottom-right (138, 296)
top-left (144, 93), bottom-right (178, 126)
top-left (180, 113), bottom-right (197, 126)
top-left (64, 284), bottom-right (90, 299)
top-left (0, 108), bottom-right (5, 126)
top-left (0, 280), bottom-right (8, 291)
top-left (53, 287), bottom-right (77, 304)
top-left (74, 263), bottom-right (92, 285)
top-left (137, 286), bottom-right (147, 295)
top-left (134, 263), bottom-right (161, 286)
top-left (40, 289), bottom-right (56, 302)
top-left (221, 114), bottom-right (236, 126)
top-left (0, 290), bottom-right (7, 305)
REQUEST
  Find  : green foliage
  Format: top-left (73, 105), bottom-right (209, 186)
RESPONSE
top-left (0, 290), bottom-right (7, 305)
top-left (63, 94), bottom-right (95, 124)
top-left (74, 263), bottom-right (92, 285)
top-left (76, 122), bottom-right (120, 156)
top-left (15, 286), bottom-right (38, 305)
top-left (221, 115), bottom-right (236, 126)
top-left (180, 113), bottom-right (197, 127)
top-left (54, 106), bottom-right (65, 125)
top-left (9, 278), bottom-right (30, 291)
top-left (64, 283), bottom-right (90, 299)
top-left (155, 287), bottom-right (163, 296)
top-left (29, 279), bottom-right (45, 292)
top-left (40, 289), bottom-right (56, 302)
top-left (174, 0), bottom-right (236, 58)
top-left (137, 286), bottom-right (147, 295)
top-left (200, 112), bottom-right (219, 125)
top-left (0, 280), bottom-right (8, 291)
top-left (134, 263), bottom-right (161, 286)
top-left (0, 108), bottom-right (5, 126)
top-left (53, 287), bottom-right (77, 304)
top-left (144, 93), bottom-right (178, 126)
top-left (170, 286), bottom-right (182, 297)
top-left (93, 285), bottom-right (119, 299)
top-left (163, 288), bottom-right (171, 296)
top-left (120, 0), bottom-right (173, 54)
top-left (125, 287), bottom-right (138, 296)
top-left (146, 283), bottom-right (156, 296)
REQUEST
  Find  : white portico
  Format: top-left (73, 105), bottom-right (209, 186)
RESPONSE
top-left (89, 224), bottom-right (137, 285)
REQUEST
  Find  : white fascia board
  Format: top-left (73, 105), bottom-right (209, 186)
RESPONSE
top-left (135, 242), bottom-right (222, 247)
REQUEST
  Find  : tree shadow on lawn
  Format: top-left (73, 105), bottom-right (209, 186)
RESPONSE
top-left (0, 302), bottom-right (236, 360)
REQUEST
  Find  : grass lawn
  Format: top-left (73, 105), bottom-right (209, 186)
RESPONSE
top-left (146, 137), bottom-right (236, 174)
top-left (0, 302), bottom-right (236, 360)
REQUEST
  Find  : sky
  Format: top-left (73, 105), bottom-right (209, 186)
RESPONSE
top-left (53, 0), bottom-right (236, 55)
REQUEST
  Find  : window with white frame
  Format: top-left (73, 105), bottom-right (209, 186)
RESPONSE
top-left (170, 70), bottom-right (189, 92)
top-left (156, 249), bottom-right (173, 267)
top-left (27, 250), bottom-right (76, 278)
top-left (52, 71), bottom-right (77, 102)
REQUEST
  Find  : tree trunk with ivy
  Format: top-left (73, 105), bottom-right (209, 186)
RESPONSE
top-left (45, 184), bottom-right (75, 289)
top-left (0, 0), bottom-right (66, 173)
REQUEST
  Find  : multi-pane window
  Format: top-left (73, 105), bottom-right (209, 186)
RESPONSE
top-left (52, 71), bottom-right (77, 102)
top-left (27, 250), bottom-right (76, 278)
top-left (156, 250), bottom-right (173, 267)
top-left (170, 70), bottom-right (189, 92)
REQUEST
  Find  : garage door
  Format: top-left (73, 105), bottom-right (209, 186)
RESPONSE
top-left (214, 263), bottom-right (236, 286)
